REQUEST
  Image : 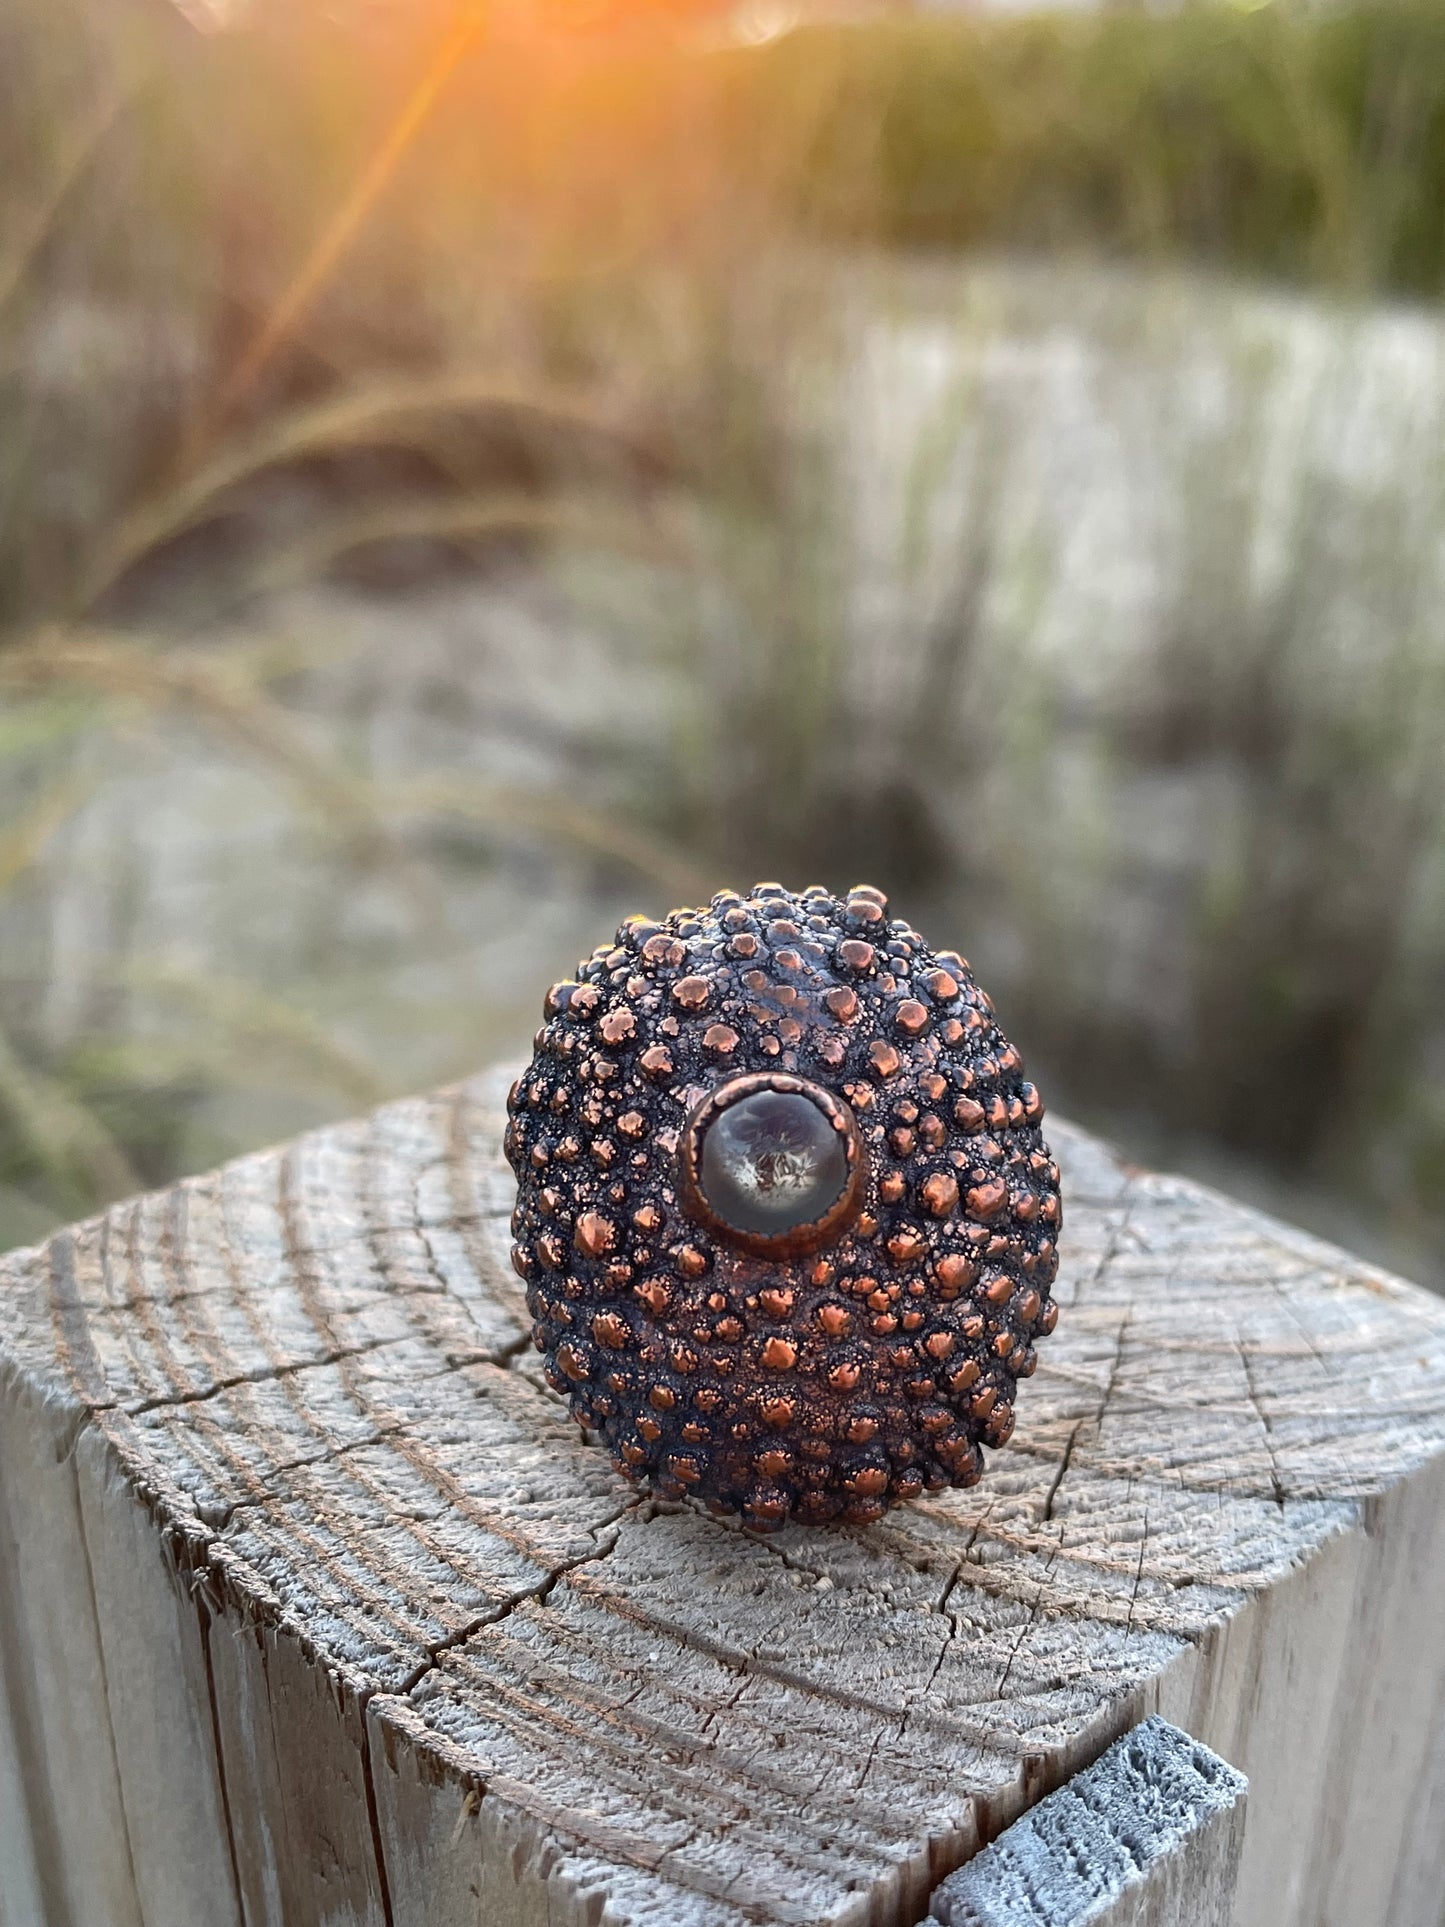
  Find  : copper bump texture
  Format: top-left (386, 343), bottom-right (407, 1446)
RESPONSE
top-left (504, 882), bottom-right (1062, 1529)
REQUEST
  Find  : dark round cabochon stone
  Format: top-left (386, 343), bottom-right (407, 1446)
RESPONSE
top-left (698, 1089), bottom-right (849, 1238)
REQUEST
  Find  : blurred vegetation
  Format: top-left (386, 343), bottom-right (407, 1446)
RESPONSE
top-left (1, 0), bottom-right (1444, 1287)
top-left (757, 6), bottom-right (1445, 296)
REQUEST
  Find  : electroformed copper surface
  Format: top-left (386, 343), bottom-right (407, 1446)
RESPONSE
top-left (505, 882), bottom-right (1061, 1529)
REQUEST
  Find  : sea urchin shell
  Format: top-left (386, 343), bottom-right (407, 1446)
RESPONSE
top-left (505, 882), bottom-right (1061, 1529)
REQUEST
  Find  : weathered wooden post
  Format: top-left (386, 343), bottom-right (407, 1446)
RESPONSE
top-left (2, 1068), bottom-right (1443, 1926)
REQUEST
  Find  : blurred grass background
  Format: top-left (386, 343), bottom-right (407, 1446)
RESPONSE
top-left (2, 0), bottom-right (1444, 1287)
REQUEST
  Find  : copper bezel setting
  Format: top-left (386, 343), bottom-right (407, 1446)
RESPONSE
top-left (676, 1070), bottom-right (868, 1260)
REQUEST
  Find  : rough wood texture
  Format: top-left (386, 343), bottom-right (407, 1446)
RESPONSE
top-left (2, 1066), bottom-right (1445, 1927)
top-left (923, 1716), bottom-right (1246, 1927)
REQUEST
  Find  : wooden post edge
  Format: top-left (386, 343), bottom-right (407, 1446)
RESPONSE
top-left (921, 1716), bottom-right (1247, 1927)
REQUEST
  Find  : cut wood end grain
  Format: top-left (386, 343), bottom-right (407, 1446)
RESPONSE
top-left (926, 1715), bottom-right (1247, 1927)
top-left (2, 1066), bottom-right (1444, 1927)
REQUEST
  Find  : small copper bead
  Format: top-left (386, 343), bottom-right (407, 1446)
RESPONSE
top-left (634, 1279), bottom-right (671, 1316)
top-left (846, 1465), bottom-right (888, 1497)
top-left (935, 1253), bottom-right (977, 1296)
top-left (642, 934), bottom-right (685, 968)
top-left (574, 1212), bottom-right (615, 1257)
top-left (921, 1172), bottom-right (959, 1218)
top-left (967, 1179), bottom-right (1009, 1221)
top-left (599, 1008), bottom-right (637, 1046)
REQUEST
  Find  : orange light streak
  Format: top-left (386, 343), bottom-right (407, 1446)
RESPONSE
top-left (211, 7), bottom-right (484, 424)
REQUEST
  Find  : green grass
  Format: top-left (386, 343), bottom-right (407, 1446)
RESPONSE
top-left (733, 8), bottom-right (1445, 292)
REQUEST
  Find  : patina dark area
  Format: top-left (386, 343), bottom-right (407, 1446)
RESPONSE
top-left (505, 882), bottom-right (1061, 1528)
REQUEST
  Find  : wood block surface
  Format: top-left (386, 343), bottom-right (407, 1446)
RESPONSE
top-left (2, 1068), bottom-right (1444, 1926)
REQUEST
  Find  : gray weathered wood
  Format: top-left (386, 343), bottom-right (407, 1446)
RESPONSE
top-left (2, 1066), bottom-right (1444, 1927)
top-left (923, 1716), bottom-right (1246, 1927)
